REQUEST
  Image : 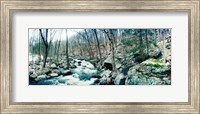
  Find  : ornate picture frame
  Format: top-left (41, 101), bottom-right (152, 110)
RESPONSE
top-left (0, 0), bottom-right (199, 113)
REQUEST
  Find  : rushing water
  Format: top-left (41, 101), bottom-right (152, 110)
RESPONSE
top-left (30, 58), bottom-right (99, 85)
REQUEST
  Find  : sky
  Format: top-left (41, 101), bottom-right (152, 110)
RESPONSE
top-left (29, 29), bottom-right (83, 41)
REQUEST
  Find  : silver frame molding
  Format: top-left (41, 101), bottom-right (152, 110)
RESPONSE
top-left (0, 0), bottom-right (199, 113)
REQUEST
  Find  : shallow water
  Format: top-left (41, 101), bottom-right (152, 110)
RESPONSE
top-left (30, 59), bottom-right (99, 85)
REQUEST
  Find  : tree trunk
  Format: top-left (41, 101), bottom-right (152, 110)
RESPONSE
top-left (38, 33), bottom-right (41, 60)
top-left (103, 30), bottom-right (116, 71)
top-left (54, 40), bottom-right (58, 58)
top-left (139, 29), bottom-right (143, 61)
top-left (56, 37), bottom-right (61, 62)
top-left (110, 30), bottom-right (116, 71)
top-left (146, 29), bottom-right (149, 58)
top-left (43, 46), bottom-right (48, 68)
top-left (162, 30), bottom-right (166, 63)
top-left (65, 29), bottom-right (70, 69)
top-left (93, 29), bottom-right (102, 60)
top-left (85, 30), bottom-right (94, 58)
top-left (39, 29), bottom-right (48, 68)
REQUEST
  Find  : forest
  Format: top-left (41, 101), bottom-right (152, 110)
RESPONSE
top-left (29, 28), bottom-right (171, 85)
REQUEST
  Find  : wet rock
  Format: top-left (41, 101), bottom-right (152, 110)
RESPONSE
top-left (79, 73), bottom-right (92, 80)
top-left (61, 70), bottom-right (72, 76)
top-left (116, 61), bottom-right (122, 69)
top-left (59, 64), bottom-right (64, 68)
top-left (49, 73), bottom-right (59, 77)
top-left (92, 75), bottom-right (102, 78)
top-left (93, 79), bottom-right (100, 84)
top-left (38, 79), bottom-right (59, 85)
top-left (36, 68), bottom-right (51, 75)
top-left (30, 73), bottom-right (37, 79)
top-left (114, 73), bottom-right (126, 85)
top-left (29, 69), bottom-right (35, 75)
top-left (100, 70), bottom-right (112, 77)
top-left (78, 61), bottom-right (81, 66)
top-left (52, 69), bottom-right (61, 75)
top-left (111, 72), bottom-right (118, 78)
top-left (72, 73), bottom-right (79, 78)
top-left (51, 64), bottom-right (57, 69)
top-left (35, 75), bottom-right (46, 81)
top-left (70, 64), bottom-right (77, 68)
top-left (100, 77), bottom-right (107, 85)
top-left (57, 76), bottom-right (67, 83)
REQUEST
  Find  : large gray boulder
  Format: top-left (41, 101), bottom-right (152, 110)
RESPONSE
top-left (36, 68), bottom-right (51, 75)
top-left (61, 70), bottom-right (72, 76)
top-left (35, 75), bottom-right (46, 81)
top-left (126, 58), bottom-right (171, 85)
top-left (100, 70), bottom-right (112, 77)
top-left (49, 73), bottom-right (59, 77)
top-left (114, 73), bottom-right (126, 85)
top-left (50, 63), bottom-right (57, 69)
top-left (103, 55), bottom-right (122, 70)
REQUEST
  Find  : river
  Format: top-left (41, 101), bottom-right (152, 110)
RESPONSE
top-left (30, 58), bottom-right (100, 85)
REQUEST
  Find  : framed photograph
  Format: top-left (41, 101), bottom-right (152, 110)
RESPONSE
top-left (0, 0), bottom-right (199, 113)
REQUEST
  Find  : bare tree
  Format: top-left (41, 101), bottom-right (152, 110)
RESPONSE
top-left (102, 29), bottom-right (116, 71)
top-left (77, 30), bottom-right (93, 58)
top-left (39, 29), bottom-right (56, 68)
top-left (65, 29), bottom-right (70, 68)
top-left (56, 31), bottom-right (62, 62)
top-left (39, 29), bottom-right (49, 68)
top-left (145, 29), bottom-right (149, 58)
top-left (92, 29), bottom-right (102, 60)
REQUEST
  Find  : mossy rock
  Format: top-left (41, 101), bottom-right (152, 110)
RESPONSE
top-left (36, 68), bottom-right (51, 75)
top-left (142, 58), bottom-right (166, 68)
top-left (52, 69), bottom-right (61, 75)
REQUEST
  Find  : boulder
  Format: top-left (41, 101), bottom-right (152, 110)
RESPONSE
top-left (115, 61), bottom-right (122, 69)
top-left (35, 75), bottom-right (46, 81)
top-left (50, 63), bottom-right (57, 69)
top-left (103, 55), bottom-right (113, 70)
top-left (114, 73), bottom-right (126, 85)
top-left (70, 64), bottom-right (77, 69)
top-left (126, 58), bottom-right (171, 85)
top-left (163, 77), bottom-right (171, 85)
top-left (99, 77), bottom-right (107, 85)
top-left (103, 55), bottom-right (122, 70)
top-left (103, 62), bottom-right (113, 70)
top-left (72, 73), bottom-right (79, 78)
top-left (111, 72), bottom-right (118, 78)
top-left (100, 70), bottom-right (112, 77)
top-left (29, 69), bottom-right (35, 75)
top-left (57, 76), bottom-right (67, 84)
top-left (29, 73), bottom-right (37, 79)
top-left (52, 69), bottom-right (61, 75)
top-left (165, 54), bottom-right (171, 64)
top-left (49, 73), bottom-right (59, 77)
top-left (61, 70), bottom-right (72, 76)
top-left (59, 64), bottom-right (64, 68)
top-left (78, 61), bottom-right (81, 66)
top-left (147, 77), bottom-right (163, 85)
top-left (36, 68), bottom-right (51, 75)
top-left (149, 48), bottom-right (162, 59)
top-left (78, 72), bottom-right (92, 80)
top-left (93, 79), bottom-right (100, 85)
